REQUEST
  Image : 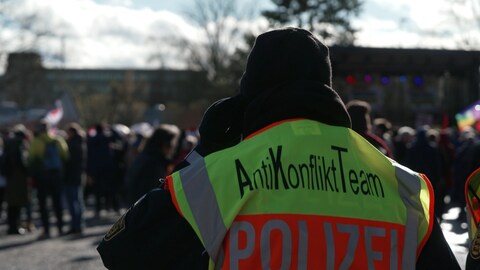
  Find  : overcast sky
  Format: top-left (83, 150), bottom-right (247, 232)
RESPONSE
top-left (0, 0), bottom-right (479, 74)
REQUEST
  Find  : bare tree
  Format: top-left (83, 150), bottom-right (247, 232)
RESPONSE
top-left (71, 71), bottom-right (149, 126)
top-left (0, 0), bottom-right (12, 72)
top-left (184, 0), bottom-right (240, 81)
top-left (0, 0), bottom-right (56, 54)
top-left (0, 0), bottom-right (68, 111)
top-left (108, 71), bottom-right (148, 125)
top-left (446, 0), bottom-right (480, 49)
top-left (149, 0), bottom-right (258, 100)
top-left (261, 0), bottom-right (363, 45)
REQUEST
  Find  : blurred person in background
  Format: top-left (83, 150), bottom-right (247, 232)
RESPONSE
top-left (125, 122), bottom-right (153, 168)
top-left (346, 100), bottom-right (393, 158)
top-left (437, 129), bottom-right (456, 214)
top-left (125, 124), bottom-right (180, 205)
top-left (172, 131), bottom-right (198, 166)
top-left (405, 125), bottom-right (444, 219)
top-left (452, 127), bottom-right (478, 225)
top-left (427, 128), bottom-right (439, 144)
top-left (2, 124), bottom-right (30, 235)
top-left (373, 117), bottom-right (396, 158)
top-left (28, 120), bottom-right (69, 239)
top-left (87, 122), bottom-right (118, 217)
top-left (393, 126), bottom-right (415, 165)
top-left (64, 122), bottom-right (86, 235)
top-left (110, 126), bottom-right (130, 210)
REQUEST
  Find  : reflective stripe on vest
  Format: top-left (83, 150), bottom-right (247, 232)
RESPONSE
top-left (168, 119), bottom-right (433, 269)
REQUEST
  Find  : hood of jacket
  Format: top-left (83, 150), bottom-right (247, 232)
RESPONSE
top-left (241, 80), bottom-right (351, 137)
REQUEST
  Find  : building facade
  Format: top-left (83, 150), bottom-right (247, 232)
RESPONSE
top-left (330, 46), bottom-right (480, 128)
top-left (1, 48), bottom-right (479, 130)
top-left (0, 52), bottom-right (209, 128)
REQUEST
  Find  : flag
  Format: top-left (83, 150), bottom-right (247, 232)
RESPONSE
top-left (441, 112), bottom-right (449, 130)
top-left (43, 100), bottom-right (64, 126)
top-left (456, 101), bottom-right (480, 132)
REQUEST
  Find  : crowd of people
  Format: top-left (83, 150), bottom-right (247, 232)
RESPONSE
top-left (0, 120), bottom-right (198, 238)
top-left (346, 99), bottom-right (480, 227)
top-left (0, 104), bottom-right (476, 243)
top-left (0, 102), bottom-right (477, 241)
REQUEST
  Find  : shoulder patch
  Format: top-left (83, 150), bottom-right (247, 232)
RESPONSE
top-left (470, 228), bottom-right (480, 260)
top-left (104, 214), bottom-right (126, 241)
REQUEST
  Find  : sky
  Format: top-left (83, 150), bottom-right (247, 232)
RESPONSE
top-left (0, 0), bottom-right (479, 74)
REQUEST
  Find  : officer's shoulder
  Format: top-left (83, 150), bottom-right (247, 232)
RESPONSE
top-left (102, 188), bottom-right (177, 241)
top-left (97, 188), bottom-right (190, 269)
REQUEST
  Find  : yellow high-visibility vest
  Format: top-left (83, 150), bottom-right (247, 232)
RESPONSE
top-left (168, 119), bottom-right (434, 269)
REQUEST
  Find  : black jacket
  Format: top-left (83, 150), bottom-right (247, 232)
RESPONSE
top-left (98, 81), bottom-right (460, 269)
top-left (64, 134), bottom-right (85, 186)
top-left (125, 150), bottom-right (170, 205)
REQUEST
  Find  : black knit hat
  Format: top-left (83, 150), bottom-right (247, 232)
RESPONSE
top-left (240, 27), bottom-right (332, 99)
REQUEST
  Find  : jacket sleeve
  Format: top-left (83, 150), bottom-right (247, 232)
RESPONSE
top-left (416, 218), bottom-right (461, 269)
top-left (97, 188), bottom-right (209, 270)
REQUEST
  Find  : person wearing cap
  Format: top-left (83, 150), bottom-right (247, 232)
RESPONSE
top-left (97, 27), bottom-right (459, 269)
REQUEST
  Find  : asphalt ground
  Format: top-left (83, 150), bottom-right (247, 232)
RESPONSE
top-left (0, 207), bottom-right (118, 270)
top-left (440, 206), bottom-right (470, 269)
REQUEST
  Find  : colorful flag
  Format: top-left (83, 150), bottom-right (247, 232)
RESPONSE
top-left (456, 101), bottom-right (480, 131)
top-left (43, 100), bottom-right (64, 126)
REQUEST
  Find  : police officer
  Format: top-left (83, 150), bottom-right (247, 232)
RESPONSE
top-left (97, 27), bottom-right (460, 269)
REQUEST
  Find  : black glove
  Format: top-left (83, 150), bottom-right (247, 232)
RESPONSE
top-left (194, 95), bottom-right (247, 156)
